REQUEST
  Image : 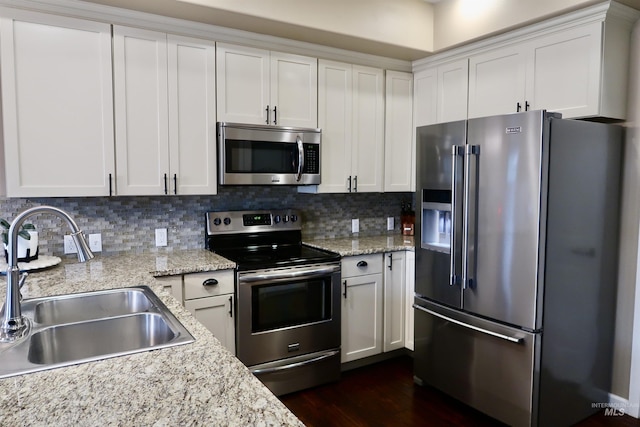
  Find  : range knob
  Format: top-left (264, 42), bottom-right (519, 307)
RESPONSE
top-left (282, 215), bottom-right (289, 223)
top-left (274, 215), bottom-right (281, 224)
top-left (223, 217), bottom-right (231, 226)
top-left (213, 217), bottom-right (221, 226)
top-left (290, 214), bottom-right (298, 223)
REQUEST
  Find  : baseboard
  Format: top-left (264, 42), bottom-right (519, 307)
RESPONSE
top-left (608, 393), bottom-right (640, 418)
top-left (340, 349), bottom-right (411, 372)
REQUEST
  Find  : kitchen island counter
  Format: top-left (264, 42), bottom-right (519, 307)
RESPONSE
top-left (0, 250), bottom-right (303, 427)
top-left (305, 234), bottom-right (415, 257)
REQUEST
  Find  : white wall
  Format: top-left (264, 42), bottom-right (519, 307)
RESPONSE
top-left (617, 18), bottom-right (640, 417)
top-left (432, 0), bottom-right (601, 50)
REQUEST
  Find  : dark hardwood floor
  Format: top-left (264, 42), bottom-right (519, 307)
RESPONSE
top-left (279, 356), bottom-right (640, 427)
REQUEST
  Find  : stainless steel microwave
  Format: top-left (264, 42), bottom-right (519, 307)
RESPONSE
top-left (217, 122), bottom-right (321, 186)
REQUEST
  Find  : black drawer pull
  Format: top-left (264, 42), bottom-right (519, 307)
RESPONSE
top-left (202, 278), bottom-right (219, 287)
top-left (356, 260), bottom-right (368, 268)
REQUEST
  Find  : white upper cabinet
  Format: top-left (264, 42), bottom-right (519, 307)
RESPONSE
top-left (113, 26), bottom-right (169, 196)
top-left (216, 43), bottom-right (317, 128)
top-left (384, 71), bottom-right (414, 192)
top-left (167, 35), bottom-right (217, 195)
top-left (468, 45), bottom-right (527, 119)
top-left (413, 59), bottom-right (468, 126)
top-left (308, 60), bottom-right (383, 194)
top-left (0, 10), bottom-right (115, 197)
top-left (113, 27), bottom-right (217, 196)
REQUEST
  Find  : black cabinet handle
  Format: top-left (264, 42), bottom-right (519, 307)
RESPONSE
top-left (202, 278), bottom-right (219, 287)
top-left (163, 173), bottom-right (168, 195)
top-left (273, 105), bottom-right (277, 125)
top-left (228, 296), bottom-right (233, 317)
top-left (173, 174), bottom-right (177, 195)
top-left (517, 102), bottom-right (522, 112)
top-left (388, 253), bottom-right (393, 270)
top-left (347, 176), bottom-right (352, 192)
top-left (343, 280), bottom-right (347, 298)
top-left (356, 260), bottom-right (368, 268)
top-left (525, 101), bottom-right (530, 111)
top-left (354, 176), bottom-right (358, 192)
top-left (265, 105), bottom-right (270, 124)
top-left (108, 173), bottom-right (113, 196)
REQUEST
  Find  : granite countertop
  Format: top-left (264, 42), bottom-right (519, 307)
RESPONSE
top-left (305, 234), bottom-right (415, 257)
top-left (0, 234), bottom-right (414, 425)
top-left (0, 250), bottom-right (303, 427)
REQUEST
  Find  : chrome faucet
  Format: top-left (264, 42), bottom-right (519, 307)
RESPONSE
top-left (0, 206), bottom-right (94, 342)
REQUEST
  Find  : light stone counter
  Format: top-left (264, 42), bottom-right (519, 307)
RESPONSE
top-left (0, 249), bottom-right (303, 427)
top-left (305, 234), bottom-right (415, 257)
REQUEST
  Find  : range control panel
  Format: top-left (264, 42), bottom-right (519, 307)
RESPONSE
top-left (206, 210), bottom-right (300, 235)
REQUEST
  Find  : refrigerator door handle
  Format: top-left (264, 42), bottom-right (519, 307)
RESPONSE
top-left (450, 145), bottom-right (463, 286)
top-left (413, 304), bottom-right (524, 344)
top-left (462, 144), bottom-right (480, 289)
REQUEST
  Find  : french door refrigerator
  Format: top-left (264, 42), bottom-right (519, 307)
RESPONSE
top-left (413, 110), bottom-right (622, 427)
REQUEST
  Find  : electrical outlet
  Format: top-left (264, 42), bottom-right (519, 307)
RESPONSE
top-left (63, 235), bottom-right (77, 254)
top-left (89, 233), bottom-right (102, 252)
top-left (387, 217), bottom-right (395, 231)
top-left (351, 218), bottom-right (359, 234)
top-left (155, 228), bottom-right (168, 247)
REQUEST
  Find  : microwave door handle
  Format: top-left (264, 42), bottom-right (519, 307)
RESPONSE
top-left (296, 135), bottom-right (304, 182)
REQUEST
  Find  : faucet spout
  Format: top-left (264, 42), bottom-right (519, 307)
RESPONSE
top-left (1, 206), bottom-right (94, 342)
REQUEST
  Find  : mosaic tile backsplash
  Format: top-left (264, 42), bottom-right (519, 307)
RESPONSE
top-left (0, 187), bottom-right (414, 256)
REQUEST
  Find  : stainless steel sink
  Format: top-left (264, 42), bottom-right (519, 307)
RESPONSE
top-left (33, 288), bottom-right (154, 326)
top-left (0, 286), bottom-right (194, 378)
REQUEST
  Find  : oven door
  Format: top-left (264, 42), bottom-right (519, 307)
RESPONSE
top-left (236, 263), bottom-right (341, 367)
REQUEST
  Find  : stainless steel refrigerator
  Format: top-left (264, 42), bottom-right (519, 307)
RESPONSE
top-left (413, 110), bottom-right (622, 427)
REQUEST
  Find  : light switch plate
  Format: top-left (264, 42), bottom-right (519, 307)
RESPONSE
top-left (351, 219), bottom-right (359, 234)
top-left (387, 217), bottom-right (394, 231)
top-left (155, 228), bottom-right (168, 247)
top-left (63, 235), bottom-right (77, 254)
top-left (89, 233), bottom-right (102, 252)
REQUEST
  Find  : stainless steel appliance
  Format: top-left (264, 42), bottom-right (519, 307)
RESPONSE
top-left (217, 122), bottom-right (321, 185)
top-left (414, 110), bottom-right (622, 426)
top-left (206, 210), bottom-right (341, 395)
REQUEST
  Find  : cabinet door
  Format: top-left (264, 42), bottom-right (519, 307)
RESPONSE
top-left (413, 67), bottom-right (438, 127)
top-left (113, 26), bottom-right (169, 195)
top-left (384, 71), bottom-right (414, 192)
top-left (352, 65), bottom-right (384, 193)
top-left (167, 35), bottom-right (217, 195)
top-left (0, 11), bottom-right (114, 197)
top-left (270, 52), bottom-right (318, 128)
top-left (527, 21), bottom-right (602, 119)
top-left (316, 60), bottom-right (353, 193)
top-left (341, 273), bottom-right (383, 363)
top-left (155, 275), bottom-right (183, 303)
top-left (404, 250), bottom-right (415, 351)
top-left (468, 46), bottom-right (526, 119)
top-left (216, 43), bottom-right (270, 125)
top-left (383, 252), bottom-right (406, 352)
top-left (184, 294), bottom-right (236, 354)
top-left (437, 59), bottom-right (469, 123)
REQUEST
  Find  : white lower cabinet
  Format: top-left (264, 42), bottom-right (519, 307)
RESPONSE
top-left (341, 251), bottom-right (414, 364)
top-left (341, 254), bottom-right (384, 363)
top-left (383, 251), bottom-right (406, 352)
top-left (156, 270), bottom-right (236, 354)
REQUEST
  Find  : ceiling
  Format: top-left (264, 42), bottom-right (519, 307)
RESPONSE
top-left (80, 0), bottom-right (640, 61)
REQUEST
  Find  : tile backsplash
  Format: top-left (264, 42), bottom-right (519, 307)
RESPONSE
top-left (0, 187), bottom-right (414, 256)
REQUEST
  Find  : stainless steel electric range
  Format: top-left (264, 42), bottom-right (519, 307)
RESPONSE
top-left (205, 210), bottom-right (341, 396)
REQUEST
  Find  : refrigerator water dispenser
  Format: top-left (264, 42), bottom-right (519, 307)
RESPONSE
top-left (421, 201), bottom-right (451, 252)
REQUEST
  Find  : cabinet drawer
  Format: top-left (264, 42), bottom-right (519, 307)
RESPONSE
top-left (342, 254), bottom-right (383, 277)
top-left (184, 270), bottom-right (234, 300)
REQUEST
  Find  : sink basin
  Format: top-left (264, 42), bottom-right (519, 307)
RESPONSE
top-left (0, 286), bottom-right (194, 378)
top-left (34, 288), bottom-right (153, 326)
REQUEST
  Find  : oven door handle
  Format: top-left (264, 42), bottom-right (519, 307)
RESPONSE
top-left (239, 264), bottom-right (340, 284)
top-left (250, 349), bottom-right (340, 375)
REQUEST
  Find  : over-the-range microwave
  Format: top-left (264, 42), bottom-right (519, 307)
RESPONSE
top-left (217, 122), bottom-right (321, 186)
